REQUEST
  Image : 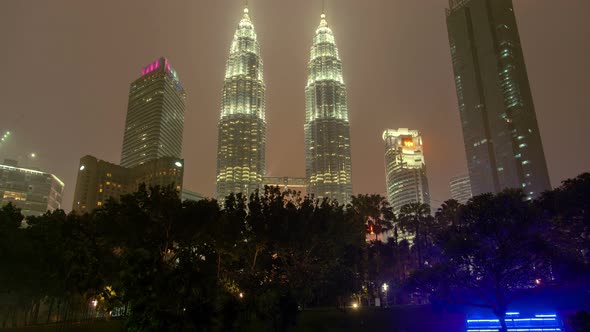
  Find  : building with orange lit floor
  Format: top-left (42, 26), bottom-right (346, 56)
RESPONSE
top-left (383, 128), bottom-right (430, 213)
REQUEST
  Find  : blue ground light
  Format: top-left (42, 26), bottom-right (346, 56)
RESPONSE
top-left (466, 312), bottom-right (563, 331)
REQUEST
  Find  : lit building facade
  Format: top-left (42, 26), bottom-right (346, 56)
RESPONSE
top-left (72, 155), bottom-right (183, 213)
top-left (446, 0), bottom-right (551, 199)
top-left (449, 174), bottom-right (472, 204)
top-left (305, 13), bottom-right (353, 205)
top-left (216, 7), bottom-right (266, 201)
top-left (121, 57), bottom-right (186, 168)
top-left (383, 129), bottom-right (430, 212)
top-left (0, 159), bottom-right (64, 217)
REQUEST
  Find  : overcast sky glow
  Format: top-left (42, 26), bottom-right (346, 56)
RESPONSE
top-left (1, 0), bottom-right (588, 211)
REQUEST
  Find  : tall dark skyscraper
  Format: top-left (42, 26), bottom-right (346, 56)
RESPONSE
top-left (446, 0), bottom-right (551, 199)
top-left (121, 57), bottom-right (186, 168)
top-left (216, 7), bottom-right (266, 201)
top-left (305, 12), bottom-right (353, 204)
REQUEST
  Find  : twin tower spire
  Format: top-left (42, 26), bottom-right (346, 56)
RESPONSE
top-left (215, 6), bottom-right (353, 204)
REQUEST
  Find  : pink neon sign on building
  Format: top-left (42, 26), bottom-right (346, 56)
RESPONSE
top-left (141, 58), bottom-right (172, 77)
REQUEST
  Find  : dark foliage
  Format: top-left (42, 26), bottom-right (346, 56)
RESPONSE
top-left (1, 173), bottom-right (589, 331)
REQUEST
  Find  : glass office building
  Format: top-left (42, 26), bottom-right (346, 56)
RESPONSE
top-left (121, 57), bottom-right (186, 168)
top-left (446, 0), bottom-right (551, 199)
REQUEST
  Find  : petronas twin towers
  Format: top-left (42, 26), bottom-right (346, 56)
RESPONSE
top-left (216, 8), bottom-right (266, 200)
top-left (216, 6), bottom-right (353, 204)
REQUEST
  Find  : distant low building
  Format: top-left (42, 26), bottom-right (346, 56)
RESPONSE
top-left (0, 159), bottom-right (64, 217)
top-left (72, 155), bottom-right (183, 213)
top-left (181, 189), bottom-right (205, 202)
top-left (263, 176), bottom-right (308, 198)
top-left (450, 174), bottom-right (472, 204)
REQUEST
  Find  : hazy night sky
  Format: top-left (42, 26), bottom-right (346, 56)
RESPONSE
top-left (1, 0), bottom-right (588, 211)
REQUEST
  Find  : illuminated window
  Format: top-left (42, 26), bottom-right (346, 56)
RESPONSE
top-left (97, 201), bottom-right (102, 206)
top-left (3, 191), bottom-right (27, 201)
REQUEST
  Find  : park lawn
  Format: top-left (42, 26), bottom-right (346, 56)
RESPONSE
top-left (294, 306), bottom-right (465, 332)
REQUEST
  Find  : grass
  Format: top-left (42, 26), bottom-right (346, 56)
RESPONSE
top-left (294, 306), bottom-right (465, 332)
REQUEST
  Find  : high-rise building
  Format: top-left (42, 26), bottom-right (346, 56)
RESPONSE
top-left (446, 0), bottom-right (551, 199)
top-left (383, 129), bottom-right (430, 212)
top-left (305, 12), bottom-right (353, 205)
top-left (121, 57), bottom-right (186, 168)
top-left (216, 7), bottom-right (266, 201)
top-left (72, 155), bottom-right (183, 213)
top-left (0, 159), bottom-right (64, 217)
top-left (73, 57), bottom-right (186, 213)
top-left (449, 174), bottom-right (472, 204)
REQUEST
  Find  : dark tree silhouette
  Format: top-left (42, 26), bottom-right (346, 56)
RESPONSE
top-left (398, 202), bottom-right (433, 269)
top-left (407, 190), bottom-right (554, 332)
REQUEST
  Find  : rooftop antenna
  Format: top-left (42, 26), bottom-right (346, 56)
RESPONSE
top-left (244, 0), bottom-right (249, 14)
top-left (320, 0), bottom-right (327, 25)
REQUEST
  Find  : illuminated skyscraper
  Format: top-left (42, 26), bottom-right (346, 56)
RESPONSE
top-left (383, 129), bottom-right (430, 212)
top-left (446, 0), bottom-right (551, 199)
top-left (305, 12), bottom-right (352, 204)
top-left (73, 57), bottom-right (185, 213)
top-left (121, 57), bottom-right (186, 168)
top-left (216, 7), bottom-right (266, 201)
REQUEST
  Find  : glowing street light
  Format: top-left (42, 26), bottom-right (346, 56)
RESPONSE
top-left (352, 302), bottom-right (359, 309)
top-left (30, 153), bottom-right (36, 158)
top-left (91, 300), bottom-right (98, 308)
top-left (382, 283), bottom-right (389, 308)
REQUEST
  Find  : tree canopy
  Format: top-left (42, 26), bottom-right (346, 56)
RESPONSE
top-left (1, 173), bottom-right (588, 331)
